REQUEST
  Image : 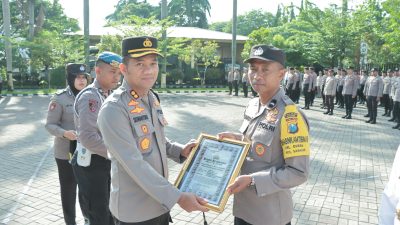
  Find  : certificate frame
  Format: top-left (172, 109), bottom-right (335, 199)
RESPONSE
top-left (174, 133), bottom-right (250, 213)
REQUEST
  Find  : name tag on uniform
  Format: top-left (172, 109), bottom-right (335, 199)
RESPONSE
top-left (76, 142), bottom-right (92, 167)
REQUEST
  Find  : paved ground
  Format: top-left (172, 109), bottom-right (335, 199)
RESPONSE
top-left (0, 93), bottom-right (399, 225)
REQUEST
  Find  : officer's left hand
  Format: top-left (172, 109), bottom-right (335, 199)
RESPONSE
top-left (352, 95), bottom-right (356, 98)
top-left (181, 139), bottom-right (197, 158)
top-left (227, 175), bottom-right (252, 194)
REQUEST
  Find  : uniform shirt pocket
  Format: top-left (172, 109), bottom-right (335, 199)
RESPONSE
top-left (251, 125), bottom-right (275, 162)
top-left (133, 122), bottom-right (154, 155)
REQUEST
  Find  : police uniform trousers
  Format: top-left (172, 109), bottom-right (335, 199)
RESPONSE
top-left (72, 154), bottom-right (113, 225)
top-left (56, 158), bottom-right (83, 225)
top-left (242, 82), bottom-right (248, 97)
top-left (113, 212), bottom-right (171, 225)
top-left (234, 217), bottom-right (291, 225)
top-left (337, 86), bottom-right (344, 106)
top-left (303, 84), bottom-right (311, 108)
top-left (228, 81), bottom-right (233, 95)
top-left (393, 101), bottom-right (400, 124)
top-left (233, 80), bottom-right (239, 96)
top-left (286, 84), bottom-right (293, 101)
top-left (325, 95), bottom-right (335, 113)
top-left (367, 96), bottom-right (378, 122)
top-left (294, 82), bottom-right (300, 103)
top-left (344, 94), bottom-right (354, 116)
top-left (310, 88), bottom-right (315, 105)
top-left (321, 85), bottom-right (326, 106)
top-left (358, 85), bottom-right (366, 103)
top-left (382, 94), bottom-right (390, 113)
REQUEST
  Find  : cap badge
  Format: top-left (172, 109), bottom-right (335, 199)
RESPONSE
top-left (254, 47), bottom-right (264, 56)
top-left (143, 38), bottom-right (153, 48)
top-left (110, 60), bottom-right (120, 68)
top-left (80, 65), bottom-right (85, 72)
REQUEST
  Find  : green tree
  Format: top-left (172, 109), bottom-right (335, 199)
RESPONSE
top-left (106, 0), bottom-right (160, 22)
top-left (179, 40), bottom-right (220, 85)
top-left (209, 10), bottom-right (276, 36)
top-left (168, 0), bottom-right (211, 28)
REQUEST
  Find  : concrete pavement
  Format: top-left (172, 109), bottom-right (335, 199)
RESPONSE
top-left (0, 93), bottom-right (398, 225)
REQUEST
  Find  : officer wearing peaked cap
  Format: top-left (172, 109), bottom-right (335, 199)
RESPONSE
top-left (364, 68), bottom-right (384, 124)
top-left (45, 63), bottom-right (89, 225)
top-left (97, 36), bottom-right (208, 225)
top-left (71, 51), bottom-right (122, 225)
top-left (218, 45), bottom-right (310, 225)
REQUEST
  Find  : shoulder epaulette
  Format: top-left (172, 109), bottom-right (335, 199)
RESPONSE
top-left (282, 94), bottom-right (295, 106)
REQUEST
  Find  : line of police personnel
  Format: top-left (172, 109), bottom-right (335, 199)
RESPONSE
top-left (285, 66), bottom-right (400, 127)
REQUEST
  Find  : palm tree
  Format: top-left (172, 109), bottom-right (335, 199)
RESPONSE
top-left (168, 0), bottom-right (211, 28)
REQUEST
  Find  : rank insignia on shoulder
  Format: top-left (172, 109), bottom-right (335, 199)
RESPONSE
top-left (128, 99), bottom-right (145, 114)
top-left (140, 137), bottom-right (150, 152)
top-left (49, 102), bottom-right (57, 111)
top-left (88, 99), bottom-right (97, 112)
top-left (255, 144), bottom-right (266, 157)
top-left (130, 90), bottom-right (139, 99)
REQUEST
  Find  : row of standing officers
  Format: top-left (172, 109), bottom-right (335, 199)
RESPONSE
top-left (284, 67), bottom-right (400, 127)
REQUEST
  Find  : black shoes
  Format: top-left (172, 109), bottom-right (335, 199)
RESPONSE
top-left (366, 120), bottom-right (371, 123)
top-left (389, 118), bottom-right (395, 122)
top-left (342, 115), bottom-right (348, 119)
top-left (346, 115), bottom-right (352, 119)
top-left (364, 114), bottom-right (370, 117)
top-left (392, 124), bottom-right (400, 129)
top-left (323, 111), bottom-right (329, 114)
top-left (328, 112), bottom-right (333, 115)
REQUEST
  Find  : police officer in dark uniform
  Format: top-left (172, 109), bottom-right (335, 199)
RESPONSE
top-left (45, 63), bottom-right (89, 225)
top-left (72, 52), bottom-right (122, 225)
top-left (364, 68), bottom-right (384, 124)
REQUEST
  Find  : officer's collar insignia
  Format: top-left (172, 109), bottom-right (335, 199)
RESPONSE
top-left (143, 38), bottom-right (153, 48)
top-left (153, 97), bottom-right (160, 107)
top-left (110, 60), bottom-right (120, 68)
top-left (128, 99), bottom-right (145, 114)
top-left (255, 144), bottom-right (266, 157)
top-left (130, 90), bottom-right (139, 99)
top-left (80, 65), bottom-right (85, 72)
top-left (254, 47), bottom-right (264, 56)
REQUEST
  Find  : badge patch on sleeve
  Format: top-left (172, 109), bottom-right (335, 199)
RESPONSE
top-left (49, 102), bottom-right (57, 111)
top-left (88, 99), bottom-right (98, 112)
top-left (280, 105), bottom-right (310, 159)
top-left (255, 144), bottom-right (266, 157)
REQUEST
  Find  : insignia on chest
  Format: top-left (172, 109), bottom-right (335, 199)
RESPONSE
top-left (132, 115), bottom-right (149, 123)
top-left (258, 122), bottom-right (276, 132)
top-left (265, 107), bottom-right (279, 124)
top-left (128, 99), bottom-right (145, 114)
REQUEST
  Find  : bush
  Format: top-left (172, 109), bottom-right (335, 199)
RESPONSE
top-left (167, 68), bottom-right (184, 83)
top-left (50, 66), bottom-right (66, 88)
top-left (204, 67), bottom-right (224, 84)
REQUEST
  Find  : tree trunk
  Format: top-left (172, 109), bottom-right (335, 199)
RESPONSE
top-left (2, 0), bottom-right (14, 91)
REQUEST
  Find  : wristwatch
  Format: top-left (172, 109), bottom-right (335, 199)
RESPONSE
top-left (249, 176), bottom-right (255, 186)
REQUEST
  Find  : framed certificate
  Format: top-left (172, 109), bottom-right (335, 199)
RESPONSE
top-left (174, 133), bottom-right (250, 212)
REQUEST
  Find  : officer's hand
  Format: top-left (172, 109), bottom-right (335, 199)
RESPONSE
top-left (177, 193), bottom-right (209, 212)
top-left (352, 95), bottom-right (356, 98)
top-left (63, 130), bottom-right (77, 140)
top-left (181, 140), bottom-right (197, 158)
top-left (376, 97), bottom-right (380, 102)
top-left (227, 175), bottom-right (252, 194)
top-left (217, 132), bottom-right (242, 141)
